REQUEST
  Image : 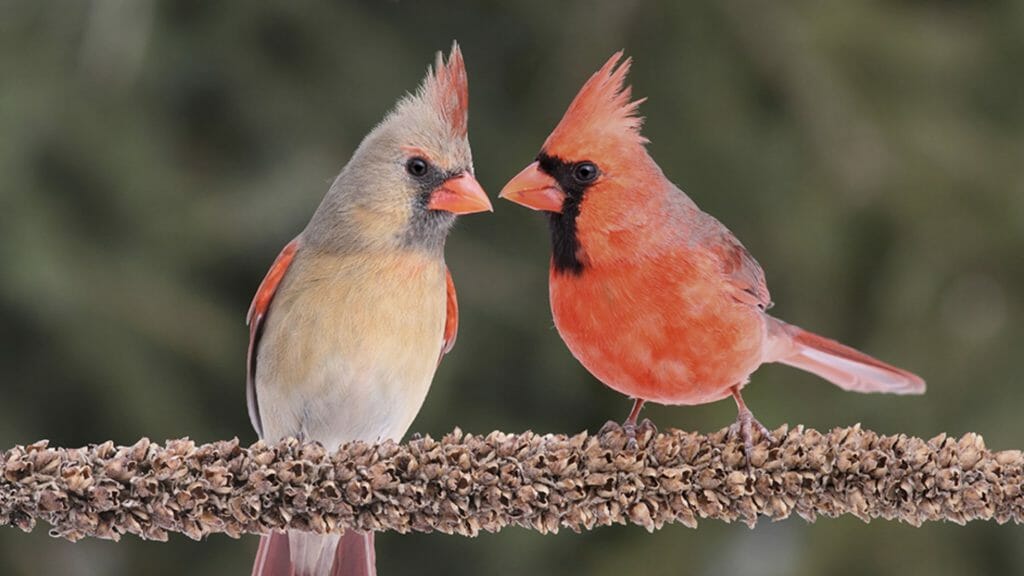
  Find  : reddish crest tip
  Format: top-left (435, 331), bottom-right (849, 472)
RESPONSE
top-left (544, 50), bottom-right (648, 154)
top-left (422, 41), bottom-right (469, 138)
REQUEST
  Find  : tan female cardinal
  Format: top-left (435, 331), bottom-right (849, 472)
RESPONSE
top-left (500, 53), bottom-right (924, 453)
top-left (246, 43), bottom-right (490, 576)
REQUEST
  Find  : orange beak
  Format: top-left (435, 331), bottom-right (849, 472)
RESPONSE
top-left (428, 173), bottom-right (493, 215)
top-left (498, 161), bottom-right (566, 213)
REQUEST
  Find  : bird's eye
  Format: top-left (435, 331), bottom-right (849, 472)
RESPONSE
top-left (572, 161), bottom-right (599, 184)
top-left (406, 157), bottom-right (430, 178)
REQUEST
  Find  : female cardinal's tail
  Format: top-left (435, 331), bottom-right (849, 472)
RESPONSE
top-left (251, 531), bottom-right (376, 576)
top-left (767, 318), bottom-right (925, 395)
top-left (251, 532), bottom-right (291, 576)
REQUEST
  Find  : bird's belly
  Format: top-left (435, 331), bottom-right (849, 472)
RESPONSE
top-left (270, 354), bottom-right (435, 448)
top-left (551, 268), bottom-right (766, 406)
top-left (260, 353), bottom-right (436, 449)
top-left (255, 253), bottom-right (446, 448)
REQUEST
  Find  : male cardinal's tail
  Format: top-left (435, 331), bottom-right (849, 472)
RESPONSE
top-left (251, 531), bottom-right (376, 576)
top-left (768, 318), bottom-right (925, 395)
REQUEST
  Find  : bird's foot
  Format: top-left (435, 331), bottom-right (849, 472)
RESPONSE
top-left (597, 417), bottom-right (657, 450)
top-left (598, 420), bottom-right (620, 437)
top-left (623, 418), bottom-right (658, 450)
top-left (623, 420), bottom-right (638, 450)
top-left (637, 418), bottom-right (658, 437)
top-left (728, 409), bottom-right (770, 466)
top-left (597, 419), bottom-right (633, 450)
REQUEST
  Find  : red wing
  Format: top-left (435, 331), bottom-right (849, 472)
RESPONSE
top-left (706, 227), bottom-right (772, 311)
top-left (246, 238), bottom-right (300, 437)
top-left (440, 266), bottom-right (459, 363)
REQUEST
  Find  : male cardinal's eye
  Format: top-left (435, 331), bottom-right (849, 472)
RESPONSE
top-left (572, 162), bottom-right (599, 184)
top-left (406, 157), bottom-right (430, 178)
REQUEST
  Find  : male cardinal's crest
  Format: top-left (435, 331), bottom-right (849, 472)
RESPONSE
top-left (545, 52), bottom-right (648, 156)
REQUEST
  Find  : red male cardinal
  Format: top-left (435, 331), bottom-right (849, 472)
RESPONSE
top-left (246, 43), bottom-right (490, 576)
top-left (500, 53), bottom-right (924, 453)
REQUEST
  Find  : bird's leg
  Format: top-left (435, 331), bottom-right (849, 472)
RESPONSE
top-left (625, 397), bottom-right (645, 427)
top-left (618, 397), bottom-right (643, 428)
top-left (728, 386), bottom-right (769, 464)
top-left (598, 399), bottom-right (654, 449)
top-left (599, 398), bottom-right (644, 433)
top-left (622, 398), bottom-right (646, 449)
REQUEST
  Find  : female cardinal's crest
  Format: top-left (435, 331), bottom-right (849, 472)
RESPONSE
top-left (545, 52), bottom-right (648, 154)
top-left (418, 42), bottom-right (469, 139)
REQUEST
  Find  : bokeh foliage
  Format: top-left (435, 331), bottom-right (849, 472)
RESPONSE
top-left (1, 1), bottom-right (1022, 575)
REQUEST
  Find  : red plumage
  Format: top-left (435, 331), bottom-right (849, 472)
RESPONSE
top-left (501, 52), bottom-right (924, 452)
top-left (441, 267), bottom-right (459, 359)
top-left (246, 237), bottom-right (299, 437)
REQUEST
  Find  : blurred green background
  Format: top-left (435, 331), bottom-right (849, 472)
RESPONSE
top-left (2, 1), bottom-right (1023, 575)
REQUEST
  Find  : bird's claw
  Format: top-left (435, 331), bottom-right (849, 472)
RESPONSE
top-left (637, 418), bottom-right (658, 437)
top-left (598, 420), bottom-right (621, 437)
top-left (624, 418), bottom-right (659, 450)
top-left (597, 419), bottom-right (636, 449)
top-left (597, 418), bottom-right (657, 450)
top-left (622, 421), bottom-right (638, 450)
top-left (728, 410), bottom-right (770, 465)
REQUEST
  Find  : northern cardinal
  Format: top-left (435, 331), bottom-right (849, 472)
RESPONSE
top-left (246, 43), bottom-right (490, 576)
top-left (499, 53), bottom-right (924, 453)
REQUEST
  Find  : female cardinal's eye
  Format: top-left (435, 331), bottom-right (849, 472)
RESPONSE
top-left (572, 161), bottom-right (599, 184)
top-left (406, 157), bottom-right (430, 178)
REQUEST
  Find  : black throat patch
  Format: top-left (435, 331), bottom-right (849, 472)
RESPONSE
top-left (537, 153), bottom-right (593, 275)
top-left (404, 167), bottom-right (460, 252)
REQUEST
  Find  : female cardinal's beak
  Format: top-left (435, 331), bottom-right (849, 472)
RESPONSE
top-left (498, 162), bottom-right (566, 213)
top-left (428, 173), bottom-right (493, 215)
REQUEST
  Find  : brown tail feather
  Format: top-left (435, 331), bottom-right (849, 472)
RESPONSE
top-left (770, 319), bottom-right (925, 395)
top-left (251, 531), bottom-right (376, 576)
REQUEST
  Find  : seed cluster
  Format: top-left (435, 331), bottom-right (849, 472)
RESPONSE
top-left (2, 424), bottom-right (1022, 543)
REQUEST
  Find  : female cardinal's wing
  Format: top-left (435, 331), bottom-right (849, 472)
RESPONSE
top-left (246, 238), bottom-right (300, 437)
top-left (440, 267), bottom-right (459, 363)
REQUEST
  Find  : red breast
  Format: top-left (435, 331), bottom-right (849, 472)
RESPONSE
top-left (549, 229), bottom-right (766, 406)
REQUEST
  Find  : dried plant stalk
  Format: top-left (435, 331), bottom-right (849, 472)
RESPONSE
top-left (2, 425), bottom-right (1021, 543)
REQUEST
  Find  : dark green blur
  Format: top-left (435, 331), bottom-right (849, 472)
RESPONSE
top-left (2, 2), bottom-right (1023, 575)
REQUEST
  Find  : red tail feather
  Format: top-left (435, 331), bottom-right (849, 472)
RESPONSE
top-left (770, 319), bottom-right (925, 395)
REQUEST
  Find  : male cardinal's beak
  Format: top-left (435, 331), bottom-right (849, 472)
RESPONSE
top-left (499, 162), bottom-right (566, 213)
top-left (428, 173), bottom-right (493, 215)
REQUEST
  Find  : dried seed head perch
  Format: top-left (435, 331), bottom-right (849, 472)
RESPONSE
top-left (2, 425), bottom-right (1022, 543)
